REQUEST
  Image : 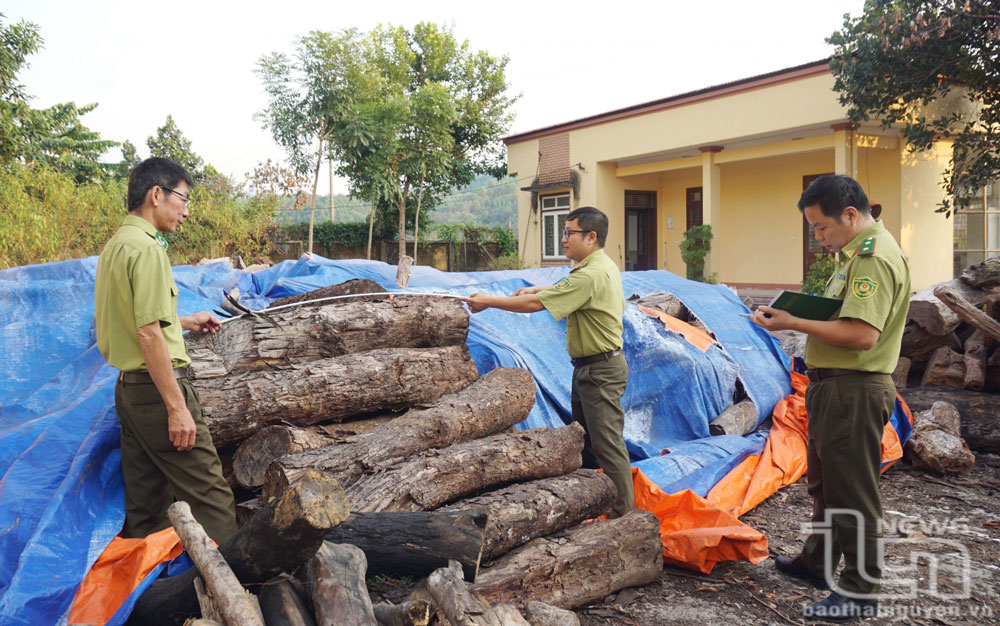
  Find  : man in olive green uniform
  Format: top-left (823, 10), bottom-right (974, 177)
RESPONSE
top-left (462, 206), bottom-right (634, 518)
top-left (95, 157), bottom-right (237, 543)
top-left (752, 175), bottom-right (910, 622)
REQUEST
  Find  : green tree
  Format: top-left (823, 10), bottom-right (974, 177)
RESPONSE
top-left (828, 0), bottom-right (1000, 214)
top-left (147, 114), bottom-right (206, 179)
top-left (331, 22), bottom-right (516, 259)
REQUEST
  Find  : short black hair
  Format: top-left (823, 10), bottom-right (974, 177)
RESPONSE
top-left (798, 174), bottom-right (870, 221)
top-left (566, 206), bottom-right (609, 247)
top-left (127, 157), bottom-right (195, 212)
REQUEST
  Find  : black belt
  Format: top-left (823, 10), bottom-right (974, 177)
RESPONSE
top-left (118, 367), bottom-right (189, 384)
top-left (805, 368), bottom-right (871, 383)
top-left (571, 349), bottom-right (623, 368)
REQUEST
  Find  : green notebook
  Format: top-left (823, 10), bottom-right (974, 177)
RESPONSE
top-left (768, 290), bottom-right (842, 321)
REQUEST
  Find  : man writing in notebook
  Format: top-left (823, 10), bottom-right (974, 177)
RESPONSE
top-left (752, 174), bottom-right (910, 622)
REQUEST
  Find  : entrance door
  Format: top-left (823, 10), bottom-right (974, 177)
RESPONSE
top-left (625, 190), bottom-right (656, 271)
top-left (686, 187), bottom-right (703, 230)
top-left (802, 173), bottom-right (832, 280)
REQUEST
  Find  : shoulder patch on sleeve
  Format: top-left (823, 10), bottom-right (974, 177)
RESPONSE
top-left (857, 236), bottom-right (876, 256)
top-left (852, 276), bottom-right (878, 299)
top-left (554, 277), bottom-right (573, 291)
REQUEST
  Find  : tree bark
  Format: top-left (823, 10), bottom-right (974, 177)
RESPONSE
top-left (303, 543), bottom-right (378, 626)
top-left (197, 345), bottom-right (479, 447)
top-left (129, 469), bottom-right (350, 626)
top-left (427, 565), bottom-right (509, 626)
top-left (188, 296), bottom-right (469, 379)
top-left (470, 509), bottom-right (664, 611)
top-left (960, 257), bottom-right (1000, 288)
top-left (372, 600), bottom-right (430, 626)
top-left (907, 279), bottom-right (985, 336)
top-left (396, 254), bottom-right (413, 288)
top-left (708, 399), bottom-right (757, 436)
top-left (345, 424), bottom-right (585, 514)
top-left (633, 292), bottom-right (687, 321)
top-left (166, 501), bottom-right (264, 626)
top-left (258, 576), bottom-right (317, 626)
top-left (935, 284), bottom-right (1000, 344)
top-left (263, 368), bottom-right (536, 500)
top-left (964, 330), bottom-right (988, 391)
top-left (524, 601), bottom-right (581, 626)
top-left (899, 387), bottom-right (1000, 452)
top-left (919, 346), bottom-right (966, 389)
top-left (892, 356), bottom-right (911, 390)
top-left (324, 510), bottom-right (487, 582)
top-left (439, 470), bottom-right (616, 562)
top-left (900, 322), bottom-right (961, 362)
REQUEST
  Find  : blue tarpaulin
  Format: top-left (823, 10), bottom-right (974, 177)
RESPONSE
top-left (0, 255), bottom-right (793, 625)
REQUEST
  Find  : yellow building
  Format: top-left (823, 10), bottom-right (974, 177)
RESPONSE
top-left (503, 59), bottom-right (977, 292)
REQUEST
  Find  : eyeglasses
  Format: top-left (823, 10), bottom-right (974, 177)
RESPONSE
top-left (562, 229), bottom-right (590, 238)
top-left (161, 186), bottom-right (191, 206)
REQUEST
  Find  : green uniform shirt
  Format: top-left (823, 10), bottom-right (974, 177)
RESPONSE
top-left (95, 214), bottom-right (191, 371)
top-left (805, 220), bottom-right (911, 373)
top-left (537, 248), bottom-right (625, 359)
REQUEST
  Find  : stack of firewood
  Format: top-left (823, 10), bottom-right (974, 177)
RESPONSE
top-left (125, 279), bottom-right (663, 626)
top-left (894, 258), bottom-right (1000, 455)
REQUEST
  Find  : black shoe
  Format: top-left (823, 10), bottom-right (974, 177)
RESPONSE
top-left (774, 555), bottom-right (831, 590)
top-left (803, 591), bottom-right (878, 623)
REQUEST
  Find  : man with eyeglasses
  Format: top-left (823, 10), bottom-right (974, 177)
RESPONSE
top-left (95, 157), bottom-right (237, 543)
top-left (462, 206), bottom-right (634, 518)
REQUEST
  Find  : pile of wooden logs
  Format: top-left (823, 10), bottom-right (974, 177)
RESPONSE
top-left (133, 279), bottom-right (664, 626)
top-left (894, 258), bottom-right (1000, 454)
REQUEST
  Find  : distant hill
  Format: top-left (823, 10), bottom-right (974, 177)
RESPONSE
top-left (277, 174), bottom-right (517, 228)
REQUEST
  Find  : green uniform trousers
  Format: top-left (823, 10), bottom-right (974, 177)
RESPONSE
top-left (115, 377), bottom-right (237, 544)
top-left (571, 354), bottom-right (635, 518)
top-left (799, 372), bottom-right (894, 596)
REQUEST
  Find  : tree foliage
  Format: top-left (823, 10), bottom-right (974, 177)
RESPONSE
top-left (147, 115), bottom-right (206, 179)
top-left (258, 23), bottom-right (517, 258)
top-left (828, 0), bottom-right (1000, 214)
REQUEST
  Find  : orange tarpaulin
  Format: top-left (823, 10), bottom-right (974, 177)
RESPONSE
top-left (68, 527), bottom-right (183, 626)
top-left (634, 366), bottom-right (914, 573)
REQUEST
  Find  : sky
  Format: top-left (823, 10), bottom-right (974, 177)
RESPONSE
top-left (5, 0), bottom-right (866, 192)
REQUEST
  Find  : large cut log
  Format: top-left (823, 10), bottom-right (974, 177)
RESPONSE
top-left (197, 345), bottom-right (479, 446)
top-left (187, 296), bottom-right (468, 379)
top-left (303, 543), bottom-right (378, 626)
top-left (262, 368), bottom-right (536, 499)
top-left (524, 601), bottom-right (581, 626)
top-left (919, 346), bottom-right (966, 389)
top-left (892, 356), bottom-right (911, 390)
top-left (632, 292), bottom-right (687, 320)
top-left (128, 469), bottom-right (350, 626)
top-left (934, 284), bottom-right (1000, 343)
top-left (167, 501), bottom-right (265, 626)
top-left (325, 510), bottom-right (487, 582)
top-left (963, 330), bottom-right (988, 391)
top-left (266, 278), bottom-right (384, 309)
top-left (345, 424), bottom-right (585, 513)
top-left (960, 257), bottom-right (1000, 288)
top-left (258, 576), bottom-right (317, 626)
top-left (906, 402), bottom-right (976, 474)
top-left (708, 399), bottom-right (757, 436)
top-left (471, 509), bottom-right (663, 610)
top-left (907, 279), bottom-right (985, 336)
top-left (439, 470), bottom-right (616, 561)
top-left (899, 386), bottom-right (1000, 452)
top-left (900, 322), bottom-right (961, 362)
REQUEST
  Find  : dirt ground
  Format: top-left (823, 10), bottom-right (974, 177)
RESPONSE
top-left (575, 453), bottom-right (1000, 626)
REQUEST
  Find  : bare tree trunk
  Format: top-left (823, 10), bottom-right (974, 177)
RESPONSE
top-left (367, 196), bottom-right (376, 260)
top-left (197, 345), bottom-right (479, 446)
top-left (263, 368), bottom-right (535, 499)
top-left (345, 424), bottom-right (585, 513)
top-left (308, 138), bottom-right (324, 255)
top-left (167, 501), bottom-right (265, 626)
top-left (413, 165), bottom-right (425, 264)
top-left (128, 470), bottom-right (350, 626)
top-left (329, 156), bottom-right (334, 223)
top-left (324, 510), bottom-right (487, 582)
top-left (471, 510), bottom-right (664, 611)
top-left (440, 470), bottom-right (616, 562)
top-left (304, 543), bottom-right (378, 626)
top-left (187, 296), bottom-right (469, 380)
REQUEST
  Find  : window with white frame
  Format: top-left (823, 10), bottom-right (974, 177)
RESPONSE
top-left (954, 181), bottom-right (1000, 277)
top-left (541, 193), bottom-right (571, 259)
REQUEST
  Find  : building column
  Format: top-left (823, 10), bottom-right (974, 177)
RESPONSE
top-left (832, 122), bottom-right (858, 179)
top-left (699, 145), bottom-right (723, 277)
